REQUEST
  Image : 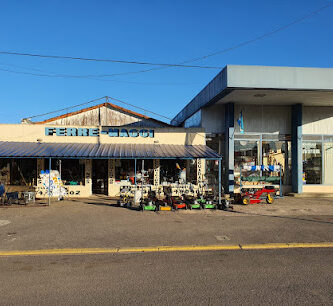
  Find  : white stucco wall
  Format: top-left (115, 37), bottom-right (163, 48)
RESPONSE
top-left (234, 105), bottom-right (291, 134)
top-left (302, 106), bottom-right (333, 134)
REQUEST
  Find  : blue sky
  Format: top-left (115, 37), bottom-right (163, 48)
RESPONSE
top-left (0, 0), bottom-right (332, 123)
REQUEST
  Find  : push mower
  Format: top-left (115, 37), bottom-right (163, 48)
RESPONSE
top-left (117, 187), bottom-right (133, 208)
top-left (182, 193), bottom-right (201, 210)
top-left (196, 191), bottom-right (218, 209)
top-left (167, 195), bottom-right (187, 210)
top-left (156, 198), bottom-right (172, 211)
top-left (196, 191), bottom-right (234, 211)
top-left (220, 198), bottom-right (234, 211)
top-left (155, 188), bottom-right (172, 211)
top-left (241, 186), bottom-right (276, 205)
top-left (140, 190), bottom-right (158, 212)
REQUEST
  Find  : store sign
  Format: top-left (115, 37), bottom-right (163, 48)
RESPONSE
top-left (102, 128), bottom-right (154, 138)
top-left (45, 127), bottom-right (154, 138)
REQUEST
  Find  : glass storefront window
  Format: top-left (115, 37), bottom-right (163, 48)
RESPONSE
top-left (234, 138), bottom-right (291, 187)
top-left (9, 158), bottom-right (37, 186)
top-left (115, 159), bottom-right (135, 183)
top-left (324, 143), bottom-right (333, 185)
top-left (51, 159), bottom-right (85, 186)
top-left (136, 159), bottom-right (154, 185)
top-left (234, 140), bottom-right (260, 186)
top-left (160, 159), bottom-right (196, 184)
top-left (115, 159), bottom-right (154, 185)
top-left (262, 141), bottom-right (291, 185)
top-left (303, 143), bottom-right (322, 184)
top-left (205, 159), bottom-right (219, 191)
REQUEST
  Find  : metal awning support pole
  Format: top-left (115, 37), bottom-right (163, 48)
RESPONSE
top-left (218, 158), bottom-right (222, 205)
top-left (59, 159), bottom-right (62, 178)
top-left (48, 157), bottom-right (51, 206)
top-left (134, 159), bottom-right (137, 186)
top-left (134, 159), bottom-right (137, 205)
top-left (141, 159), bottom-right (144, 197)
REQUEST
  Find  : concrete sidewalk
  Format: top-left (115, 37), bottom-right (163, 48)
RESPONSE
top-left (0, 196), bottom-right (332, 252)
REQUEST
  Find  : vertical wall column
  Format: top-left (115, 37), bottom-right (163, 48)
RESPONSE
top-left (153, 159), bottom-right (160, 186)
top-left (36, 158), bottom-right (45, 196)
top-left (291, 104), bottom-right (303, 193)
top-left (224, 103), bottom-right (234, 194)
top-left (108, 159), bottom-right (115, 196)
top-left (198, 159), bottom-right (206, 183)
top-left (85, 159), bottom-right (92, 195)
top-left (197, 159), bottom-right (203, 184)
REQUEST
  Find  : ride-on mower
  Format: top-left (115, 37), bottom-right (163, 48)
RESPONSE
top-left (241, 186), bottom-right (276, 205)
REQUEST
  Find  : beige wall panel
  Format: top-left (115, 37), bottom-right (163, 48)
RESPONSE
top-left (303, 185), bottom-right (333, 193)
top-left (0, 125), bottom-right (205, 145)
top-left (303, 107), bottom-right (333, 134)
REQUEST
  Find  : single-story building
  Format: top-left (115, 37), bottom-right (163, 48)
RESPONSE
top-left (171, 65), bottom-right (333, 194)
top-left (0, 102), bottom-right (221, 199)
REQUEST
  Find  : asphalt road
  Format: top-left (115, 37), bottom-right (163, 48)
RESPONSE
top-left (1, 197), bottom-right (333, 305)
top-left (1, 248), bottom-right (332, 305)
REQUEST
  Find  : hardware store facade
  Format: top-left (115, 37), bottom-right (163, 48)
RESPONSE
top-left (0, 123), bottom-right (220, 198)
top-left (172, 65), bottom-right (333, 194)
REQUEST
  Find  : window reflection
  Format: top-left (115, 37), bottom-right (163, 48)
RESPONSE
top-left (234, 140), bottom-right (260, 186)
top-left (302, 143), bottom-right (322, 184)
top-left (262, 141), bottom-right (291, 185)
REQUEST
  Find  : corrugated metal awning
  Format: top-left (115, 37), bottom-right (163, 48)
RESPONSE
top-left (0, 142), bottom-right (221, 159)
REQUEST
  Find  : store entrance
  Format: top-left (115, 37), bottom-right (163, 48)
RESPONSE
top-left (92, 160), bottom-right (108, 195)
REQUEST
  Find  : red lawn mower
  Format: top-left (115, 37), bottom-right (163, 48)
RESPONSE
top-left (241, 186), bottom-right (276, 205)
top-left (239, 165), bottom-right (282, 205)
top-left (166, 195), bottom-right (187, 210)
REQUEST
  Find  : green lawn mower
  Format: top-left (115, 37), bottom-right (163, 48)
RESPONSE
top-left (182, 194), bottom-right (201, 210)
top-left (196, 191), bottom-right (218, 209)
top-left (140, 190), bottom-right (158, 212)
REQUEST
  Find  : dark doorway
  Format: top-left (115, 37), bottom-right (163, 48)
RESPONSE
top-left (92, 160), bottom-right (108, 195)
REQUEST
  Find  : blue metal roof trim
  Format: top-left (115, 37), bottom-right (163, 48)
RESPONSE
top-left (0, 142), bottom-right (221, 159)
top-left (171, 66), bottom-right (228, 126)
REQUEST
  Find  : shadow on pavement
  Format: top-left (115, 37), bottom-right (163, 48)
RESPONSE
top-left (230, 209), bottom-right (333, 225)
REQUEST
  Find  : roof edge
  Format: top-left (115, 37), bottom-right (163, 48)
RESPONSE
top-left (34, 102), bottom-right (170, 126)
